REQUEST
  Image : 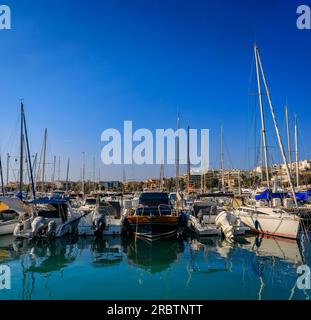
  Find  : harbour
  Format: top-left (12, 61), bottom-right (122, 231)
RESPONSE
top-left (0, 233), bottom-right (310, 300)
top-left (1, 1), bottom-right (311, 304)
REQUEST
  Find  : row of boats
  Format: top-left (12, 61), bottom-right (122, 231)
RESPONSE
top-left (0, 188), bottom-right (308, 243)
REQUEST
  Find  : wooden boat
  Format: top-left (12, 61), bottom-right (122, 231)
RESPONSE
top-left (125, 192), bottom-right (179, 240)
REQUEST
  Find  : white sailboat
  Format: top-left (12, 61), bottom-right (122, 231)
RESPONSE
top-left (234, 45), bottom-right (301, 240)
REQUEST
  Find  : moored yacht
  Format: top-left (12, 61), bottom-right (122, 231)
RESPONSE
top-left (124, 192), bottom-right (179, 241)
top-left (234, 206), bottom-right (300, 239)
top-left (13, 197), bottom-right (82, 239)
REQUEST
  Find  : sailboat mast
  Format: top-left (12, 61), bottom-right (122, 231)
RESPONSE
top-left (254, 45), bottom-right (270, 189)
top-left (19, 102), bottom-right (24, 198)
top-left (41, 128), bottom-right (47, 193)
top-left (220, 124), bottom-right (225, 191)
top-left (201, 131), bottom-right (206, 193)
top-left (65, 158), bottom-right (70, 192)
top-left (187, 126), bottom-right (190, 192)
top-left (259, 129), bottom-right (263, 182)
top-left (82, 152), bottom-right (85, 194)
top-left (57, 156), bottom-right (61, 181)
top-left (52, 155), bottom-right (56, 183)
top-left (294, 114), bottom-right (299, 188)
top-left (0, 155), bottom-right (5, 196)
top-left (256, 48), bottom-right (298, 208)
top-left (176, 113), bottom-right (180, 193)
top-left (6, 153), bottom-right (9, 188)
top-left (285, 105), bottom-right (292, 175)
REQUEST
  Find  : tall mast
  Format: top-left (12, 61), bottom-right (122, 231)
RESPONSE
top-left (23, 106), bottom-right (36, 200)
top-left (65, 158), bottom-right (70, 192)
top-left (285, 105), bottom-right (292, 175)
top-left (19, 102), bottom-right (24, 198)
top-left (254, 45), bottom-right (270, 189)
top-left (0, 155), bottom-right (4, 196)
top-left (41, 128), bottom-right (47, 193)
top-left (256, 47), bottom-right (298, 208)
top-left (220, 124), bottom-right (225, 191)
top-left (176, 112), bottom-right (180, 193)
top-left (52, 155), bottom-right (56, 183)
top-left (93, 156), bottom-right (95, 191)
top-left (82, 152), bottom-right (85, 194)
top-left (159, 163), bottom-right (164, 190)
top-left (201, 132), bottom-right (205, 193)
top-left (6, 153), bottom-right (9, 188)
top-left (294, 114), bottom-right (299, 188)
top-left (57, 156), bottom-right (61, 181)
top-left (259, 129), bottom-right (263, 182)
top-left (187, 126), bottom-right (191, 192)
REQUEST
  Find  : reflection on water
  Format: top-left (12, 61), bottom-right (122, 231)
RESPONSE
top-left (0, 233), bottom-right (309, 300)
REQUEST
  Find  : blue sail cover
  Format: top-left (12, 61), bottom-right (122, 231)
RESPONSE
top-left (255, 189), bottom-right (309, 202)
top-left (295, 192), bottom-right (308, 202)
top-left (255, 189), bottom-right (290, 201)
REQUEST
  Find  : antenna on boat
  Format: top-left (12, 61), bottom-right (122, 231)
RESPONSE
top-left (255, 45), bottom-right (298, 209)
top-left (254, 44), bottom-right (270, 190)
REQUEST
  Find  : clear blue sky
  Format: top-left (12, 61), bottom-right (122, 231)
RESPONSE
top-left (0, 0), bottom-right (310, 181)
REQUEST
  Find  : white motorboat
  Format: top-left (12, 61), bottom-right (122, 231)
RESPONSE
top-left (187, 214), bottom-right (221, 236)
top-left (0, 197), bottom-right (33, 236)
top-left (78, 201), bottom-right (122, 236)
top-left (234, 206), bottom-right (300, 239)
top-left (13, 197), bottom-right (82, 239)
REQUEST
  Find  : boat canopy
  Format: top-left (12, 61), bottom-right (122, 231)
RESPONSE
top-left (29, 197), bottom-right (69, 205)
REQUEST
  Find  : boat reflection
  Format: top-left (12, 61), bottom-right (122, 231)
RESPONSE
top-left (125, 237), bottom-right (185, 273)
top-left (238, 235), bottom-right (304, 264)
top-left (0, 235), bottom-right (19, 263)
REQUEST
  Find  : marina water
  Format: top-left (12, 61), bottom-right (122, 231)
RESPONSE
top-left (0, 233), bottom-right (310, 300)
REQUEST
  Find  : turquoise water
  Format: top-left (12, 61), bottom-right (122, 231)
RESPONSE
top-left (0, 233), bottom-right (310, 300)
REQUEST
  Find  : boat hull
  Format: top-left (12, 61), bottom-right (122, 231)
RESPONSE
top-left (126, 215), bottom-right (179, 240)
top-left (0, 220), bottom-right (18, 236)
top-left (238, 214), bottom-right (300, 239)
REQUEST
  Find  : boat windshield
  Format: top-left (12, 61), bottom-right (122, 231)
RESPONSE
top-left (85, 198), bottom-right (97, 205)
top-left (139, 193), bottom-right (169, 207)
top-left (37, 203), bottom-right (68, 222)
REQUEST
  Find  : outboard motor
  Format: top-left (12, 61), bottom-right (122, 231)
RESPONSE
top-left (215, 211), bottom-right (235, 242)
top-left (92, 210), bottom-right (106, 237)
top-left (31, 216), bottom-right (49, 238)
top-left (47, 220), bottom-right (57, 239)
